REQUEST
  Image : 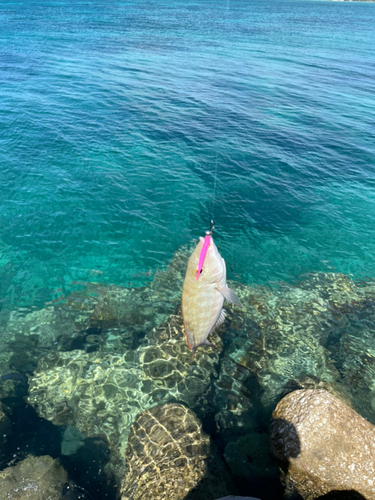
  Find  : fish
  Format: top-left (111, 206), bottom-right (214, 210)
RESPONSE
top-left (181, 234), bottom-right (242, 362)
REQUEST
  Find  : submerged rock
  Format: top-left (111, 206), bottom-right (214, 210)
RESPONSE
top-left (220, 272), bottom-right (375, 416)
top-left (269, 389), bottom-right (375, 499)
top-left (229, 280), bottom-right (340, 412)
top-left (121, 403), bottom-right (232, 500)
top-left (0, 455), bottom-right (68, 500)
top-left (27, 310), bottom-right (222, 476)
top-left (61, 427), bottom-right (85, 456)
top-left (212, 355), bottom-right (257, 439)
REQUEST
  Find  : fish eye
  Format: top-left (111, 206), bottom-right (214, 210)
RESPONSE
top-left (194, 267), bottom-right (204, 276)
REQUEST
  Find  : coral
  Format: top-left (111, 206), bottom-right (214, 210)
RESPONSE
top-left (121, 403), bottom-right (232, 500)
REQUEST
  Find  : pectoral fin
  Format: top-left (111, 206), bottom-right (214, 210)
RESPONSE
top-left (216, 286), bottom-right (243, 307)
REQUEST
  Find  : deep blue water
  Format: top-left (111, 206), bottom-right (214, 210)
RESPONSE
top-left (1, 0), bottom-right (375, 306)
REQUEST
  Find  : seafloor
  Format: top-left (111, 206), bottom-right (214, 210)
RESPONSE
top-left (1, 243), bottom-right (375, 498)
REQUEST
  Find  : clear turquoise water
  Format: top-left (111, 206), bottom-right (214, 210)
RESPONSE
top-left (1, 0), bottom-right (375, 308)
top-left (1, 1), bottom-right (375, 498)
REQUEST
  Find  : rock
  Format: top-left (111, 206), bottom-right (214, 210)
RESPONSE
top-left (212, 355), bottom-right (257, 440)
top-left (325, 303), bottom-right (375, 425)
top-left (269, 389), bottom-right (375, 499)
top-left (121, 403), bottom-right (232, 500)
top-left (27, 310), bottom-right (222, 477)
top-left (224, 277), bottom-right (341, 413)
top-left (0, 455), bottom-right (68, 500)
top-left (61, 426), bottom-right (85, 456)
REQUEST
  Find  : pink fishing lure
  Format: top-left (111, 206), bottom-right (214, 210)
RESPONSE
top-left (196, 234), bottom-right (211, 280)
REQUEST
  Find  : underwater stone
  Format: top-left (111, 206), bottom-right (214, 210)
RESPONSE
top-left (0, 372), bottom-right (28, 401)
top-left (269, 389), bottom-right (375, 499)
top-left (4, 307), bottom-right (80, 348)
top-left (27, 310), bottom-right (221, 477)
top-left (121, 403), bottom-right (232, 500)
top-left (61, 426), bottom-right (85, 456)
top-left (0, 455), bottom-right (68, 500)
top-left (0, 305), bottom-right (86, 373)
top-left (226, 277), bottom-right (344, 412)
top-left (326, 307), bottom-right (375, 425)
top-left (213, 356), bottom-right (256, 438)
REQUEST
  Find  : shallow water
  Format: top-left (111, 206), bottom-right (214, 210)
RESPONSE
top-left (1, 0), bottom-right (375, 498)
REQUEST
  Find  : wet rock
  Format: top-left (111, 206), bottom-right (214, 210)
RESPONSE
top-left (27, 311), bottom-right (222, 477)
top-left (61, 427), bottom-right (85, 456)
top-left (0, 306), bottom-right (84, 373)
top-left (213, 356), bottom-right (256, 439)
top-left (0, 455), bottom-right (68, 500)
top-left (121, 403), bottom-right (232, 500)
top-left (325, 298), bottom-right (375, 425)
top-left (225, 275), bottom-right (353, 412)
top-left (269, 389), bottom-right (375, 499)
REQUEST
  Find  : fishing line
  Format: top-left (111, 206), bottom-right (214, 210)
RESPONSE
top-left (210, 107), bottom-right (222, 235)
top-left (209, 1), bottom-right (228, 232)
top-left (211, 141), bottom-right (219, 229)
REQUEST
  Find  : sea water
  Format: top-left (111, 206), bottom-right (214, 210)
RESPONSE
top-left (1, 0), bottom-right (374, 306)
top-left (0, 0), bottom-right (375, 498)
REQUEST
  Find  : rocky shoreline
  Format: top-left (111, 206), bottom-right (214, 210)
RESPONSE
top-left (0, 244), bottom-right (375, 498)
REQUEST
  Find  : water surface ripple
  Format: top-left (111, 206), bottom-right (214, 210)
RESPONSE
top-left (0, 0), bottom-right (375, 306)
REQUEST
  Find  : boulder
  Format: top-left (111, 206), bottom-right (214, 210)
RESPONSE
top-left (224, 276), bottom-right (342, 412)
top-left (0, 455), bottom-right (68, 500)
top-left (121, 403), bottom-right (232, 500)
top-left (269, 389), bottom-right (375, 499)
top-left (27, 311), bottom-right (222, 477)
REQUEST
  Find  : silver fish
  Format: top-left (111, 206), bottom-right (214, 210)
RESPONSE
top-left (181, 235), bottom-right (242, 362)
